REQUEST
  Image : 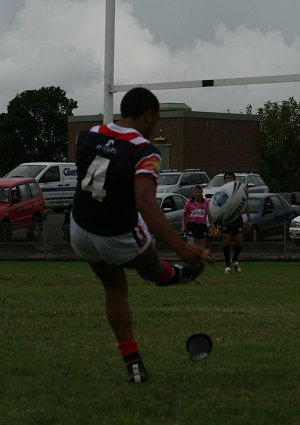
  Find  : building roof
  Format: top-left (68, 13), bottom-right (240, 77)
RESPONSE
top-left (68, 103), bottom-right (260, 122)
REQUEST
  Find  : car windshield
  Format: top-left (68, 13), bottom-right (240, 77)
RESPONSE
top-left (247, 198), bottom-right (261, 213)
top-left (0, 188), bottom-right (10, 203)
top-left (6, 164), bottom-right (47, 178)
top-left (207, 175), bottom-right (225, 188)
top-left (208, 174), bottom-right (246, 188)
top-left (157, 174), bottom-right (180, 185)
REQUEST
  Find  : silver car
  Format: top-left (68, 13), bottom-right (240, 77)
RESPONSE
top-left (204, 172), bottom-right (269, 200)
top-left (289, 215), bottom-right (300, 245)
top-left (157, 169), bottom-right (210, 198)
top-left (155, 192), bottom-right (187, 236)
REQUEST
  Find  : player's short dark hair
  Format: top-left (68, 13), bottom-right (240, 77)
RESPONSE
top-left (120, 87), bottom-right (160, 119)
top-left (224, 172), bottom-right (236, 181)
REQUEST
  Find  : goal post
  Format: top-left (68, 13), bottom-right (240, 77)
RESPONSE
top-left (110, 73), bottom-right (300, 93)
top-left (103, 1), bottom-right (300, 121)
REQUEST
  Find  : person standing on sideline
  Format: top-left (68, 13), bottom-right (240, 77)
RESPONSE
top-left (221, 172), bottom-right (251, 273)
top-left (70, 87), bottom-right (214, 383)
top-left (182, 185), bottom-right (210, 249)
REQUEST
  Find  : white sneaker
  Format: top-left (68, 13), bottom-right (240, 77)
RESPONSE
top-left (233, 262), bottom-right (242, 272)
top-left (224, 267), bottom-right (231, 273)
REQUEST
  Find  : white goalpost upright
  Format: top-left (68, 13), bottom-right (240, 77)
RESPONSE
top-left (103, 0), bottom-right (115, 123)
top-left (103, 0), bottom-right (300, 123)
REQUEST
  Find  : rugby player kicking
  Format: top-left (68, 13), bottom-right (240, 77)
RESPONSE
top-left (71, 87), bottom-right (214, 383)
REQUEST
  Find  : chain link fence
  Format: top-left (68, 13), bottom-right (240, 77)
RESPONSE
top-left (0, 215), bottom-right (299, 261)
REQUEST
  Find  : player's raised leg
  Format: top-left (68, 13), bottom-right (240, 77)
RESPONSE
top-left (124, 241), bottom-right (205, 286)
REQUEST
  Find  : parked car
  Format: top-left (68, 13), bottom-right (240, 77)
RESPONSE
top-left (155, 192), bottom-right (187, 236)
top-left (204, 172), bottom-right (269, 200)
top-left (242, 193), bottom-right (300, 241)
top-left (0, 178), bottom-right (47, 242)
top-left (289, 215), bottom-right (300, 245)
top-left (157, 169), bottom-right (210, 198)
top-left (5, 162), bottom-right (77, 212)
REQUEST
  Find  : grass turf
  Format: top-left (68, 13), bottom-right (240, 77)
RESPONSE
top-left (0, 261), bottom-right (299, 425)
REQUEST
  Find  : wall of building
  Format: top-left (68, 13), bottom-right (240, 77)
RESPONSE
top-left (68, 115), bottom-right (103, 163)
top-left (68, 108), bottom-right (261, 178)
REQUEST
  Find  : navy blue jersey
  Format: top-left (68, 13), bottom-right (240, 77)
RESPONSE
top-left (72, 123), bottom-right (162, 236)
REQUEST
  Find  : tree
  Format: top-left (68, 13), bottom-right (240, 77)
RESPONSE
top-left (258, 97), bottom-right (300, 192)
top-left (0, 86), bottom-right (77, 176)
top-left (246, 104), bottom-right (253, 115)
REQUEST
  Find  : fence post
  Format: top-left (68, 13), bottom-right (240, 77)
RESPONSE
top-left (43, 226), bottom-right (47, 259)
top-left (283, 220), bottom-right (287, 259)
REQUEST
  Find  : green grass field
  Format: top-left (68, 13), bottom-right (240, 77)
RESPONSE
top-left (0, 260), bottom-right (299, 425)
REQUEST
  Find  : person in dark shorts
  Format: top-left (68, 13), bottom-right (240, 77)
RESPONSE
top-left (221, 172), bottom-right (251, 273)
top-left (70, 87), bottom-right (214, 383)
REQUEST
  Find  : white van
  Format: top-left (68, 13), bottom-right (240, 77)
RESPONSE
top-left (5, 162), bottom-right (77, 211)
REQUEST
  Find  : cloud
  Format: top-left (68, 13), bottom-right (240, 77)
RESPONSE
top-left (0, 0), bottom-right (300, 116)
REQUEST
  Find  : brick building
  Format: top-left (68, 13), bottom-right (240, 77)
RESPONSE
top-left (68, 103), bottom-right (261, 178)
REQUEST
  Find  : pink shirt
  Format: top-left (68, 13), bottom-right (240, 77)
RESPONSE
top-left (184, 197), bottom-right (209, 224)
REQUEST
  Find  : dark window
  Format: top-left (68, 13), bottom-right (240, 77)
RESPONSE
top-left (263, 197), bottom-right (274, 211)
top-left (192, 173), bottom-right (209, 185)
top-left (0, 188), bottom-right (9, 203)
top-left (18, 184), bottom-right (30, 201)
top-left (173, 195), bottom-right (186, 210)
top-left (208, 175), bottom-right (225, 187)
top-left (39, 166), bottom-right (60, 183)
top-left (256, 176), bottom-right (266, 186)
top-left (247, 176), bottom-right (255, 185)
top-left (28, 181), bottom-right (40, 198)
top-left (180, 174), bottom-right (192, 185)
top-left (157, 174), bottom-right (180, 185)
top-left (236, 175), bottom-right (246, 183)
top-left (251, 176), bottom-right (261, 186)
top-left (271, 195), bottom-right (288, 210)
top-left (161, 197), bottom-right (174, 211)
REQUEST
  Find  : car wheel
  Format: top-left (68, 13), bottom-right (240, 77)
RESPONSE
top-left (0, 221), bottom-right (12, 242)
top-left (27, 216), bottom-right (43, 241)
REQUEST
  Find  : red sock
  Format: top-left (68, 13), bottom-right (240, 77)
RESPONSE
top-left (155, 260), bottom-right (174, 284)
top-left (119, 339), bottom-right (138, 357)
top-left (119, 339), bottom-right (142, 366)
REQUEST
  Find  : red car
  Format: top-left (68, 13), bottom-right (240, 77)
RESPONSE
top-left (0, 178), bottom-right (47, 242)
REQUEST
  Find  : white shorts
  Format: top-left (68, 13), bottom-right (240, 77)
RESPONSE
top-left (70, 213), bottom-right (152, 265)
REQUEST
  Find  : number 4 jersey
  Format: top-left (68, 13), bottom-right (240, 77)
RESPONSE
top-left (72, 123), bottom-right (162, 236)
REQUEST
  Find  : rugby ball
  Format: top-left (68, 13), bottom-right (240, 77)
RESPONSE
top-left (209, 181), bottom-right (248, 225)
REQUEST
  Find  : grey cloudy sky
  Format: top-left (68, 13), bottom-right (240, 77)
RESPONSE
top-left (1, 0), bottom-right (300, 116)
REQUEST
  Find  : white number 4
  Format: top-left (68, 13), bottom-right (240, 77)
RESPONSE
top-left (81, 156), bottom-right (109, 202)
